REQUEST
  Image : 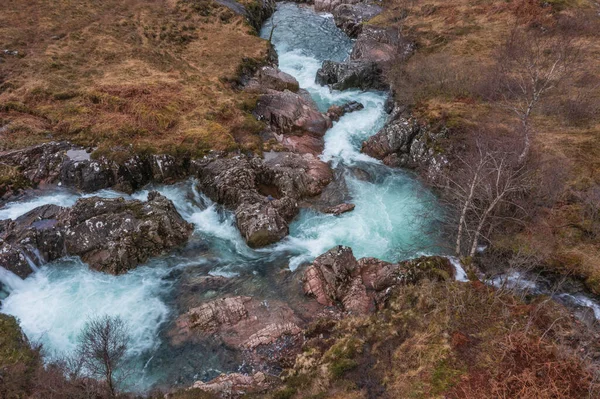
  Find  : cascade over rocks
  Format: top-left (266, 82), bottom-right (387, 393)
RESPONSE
top-left (316, 60), bottom-right (386, 91)
top-left (196, 153), bottom-right (331, 248)
top-left (302, 246), bottom-right (454, 314)
top-left (0, 192), bottom-right (192, 277)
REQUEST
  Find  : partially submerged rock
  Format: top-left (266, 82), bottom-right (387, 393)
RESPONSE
top-left (197, 154), bottom-right (331, 248)
top-left (326, 101), bottom-right (364, 121)
top-left (0, 192), bottom-right (192, 277)
top-left (302, 246), bottom-right (454, 314)
top-left (323, 203), bottom-right (355, 216)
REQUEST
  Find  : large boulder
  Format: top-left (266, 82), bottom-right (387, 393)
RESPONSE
top-left (235, 197), bottom-right (296, 248)
top-left (253, 90), bottom-right (331, 136)
top-left (360, 117), bottom-right (420, 165)
top-left (316, 60), bottom-right (386, 91)
top-left (302, 246), bottom-right (454, 314)
top-left (197, 154), bottom-right (331, 248)
top-left (332, 3), bottom-right (383, 37)
top-left (250, 66), bottom-right (300, 93)
top-left (0, 192), bottom-right (192, 277)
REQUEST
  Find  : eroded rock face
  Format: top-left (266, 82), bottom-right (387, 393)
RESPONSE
top-left (316, 60), bottom-right (386, 91)
top-left (332, 3), bottom-right (383, 37)
top-left (0, 192), bottom-right (192, 277)
top-left (0, 142), bottom-right (190, 197)
top-left (302, 246), bottom-right (454, 314)
top-left (173, 296), bottom-right (304, 372)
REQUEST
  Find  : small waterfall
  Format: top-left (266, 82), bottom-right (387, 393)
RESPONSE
top-left (19, 249), bottom-right (40, 273)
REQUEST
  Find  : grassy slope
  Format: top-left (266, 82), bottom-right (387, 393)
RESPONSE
top-left (373, 0), bottom-right (600, 292)
top-left (0, 0), bottom-right (270, 157)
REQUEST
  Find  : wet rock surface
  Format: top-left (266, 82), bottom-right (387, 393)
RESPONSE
top-left (326, 101), bottom-right (364, 121)
top-left (316, 60), bottom-right (386, 91)
top-left (0, 142), bottom-right (191, 197)
top-left (302, 246), bottom-right (454, 314)
top-left (196, 153), bottom-right (331, 247)
top-left (361, 113), bottom-right (448, 177)
top-left (0, 192), bottom-right (192, 277)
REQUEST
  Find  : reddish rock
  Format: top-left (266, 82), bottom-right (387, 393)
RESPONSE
top-left (302, 246), bottom-right (455, 314)
top-left (172, 296), bottom-right (304, 370)
top-left (254, 90), bottom-right (331, 137)
top-left (190, 372), bottom-right (271, 398)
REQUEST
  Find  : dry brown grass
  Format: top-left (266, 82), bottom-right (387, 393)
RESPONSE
top-left (379, 0), bottom-right (600, 289)
top-left (0, 0), bottom-right (270, 156)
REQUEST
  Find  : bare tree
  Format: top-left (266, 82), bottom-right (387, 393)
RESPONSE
top-left (492, 28), bottom-right (577, 166)
top-left (442, 136), bottom-right (533, 257)
top-left (76, 315), bottom-right (130, 398)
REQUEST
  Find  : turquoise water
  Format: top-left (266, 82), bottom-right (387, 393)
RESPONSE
top-left (0, 3), bottom-right (442, 392)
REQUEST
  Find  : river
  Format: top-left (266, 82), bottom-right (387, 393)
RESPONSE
top-left (0, 2), bottom-right (596, 393)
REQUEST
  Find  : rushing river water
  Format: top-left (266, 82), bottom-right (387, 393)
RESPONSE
top-left (0, 2), bottom-right (597, 393)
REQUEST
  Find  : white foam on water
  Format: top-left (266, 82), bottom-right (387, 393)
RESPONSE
top-left (448, 257), bottom-right (469, 282)
top-left (557, 293), bottom-right (600, 320)
top-left (0, 188), bottom-right (129, 221)
top-left (274, 172), bottom-right (439, 269)
top-left (0, 257), bottom-right (170, 361)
